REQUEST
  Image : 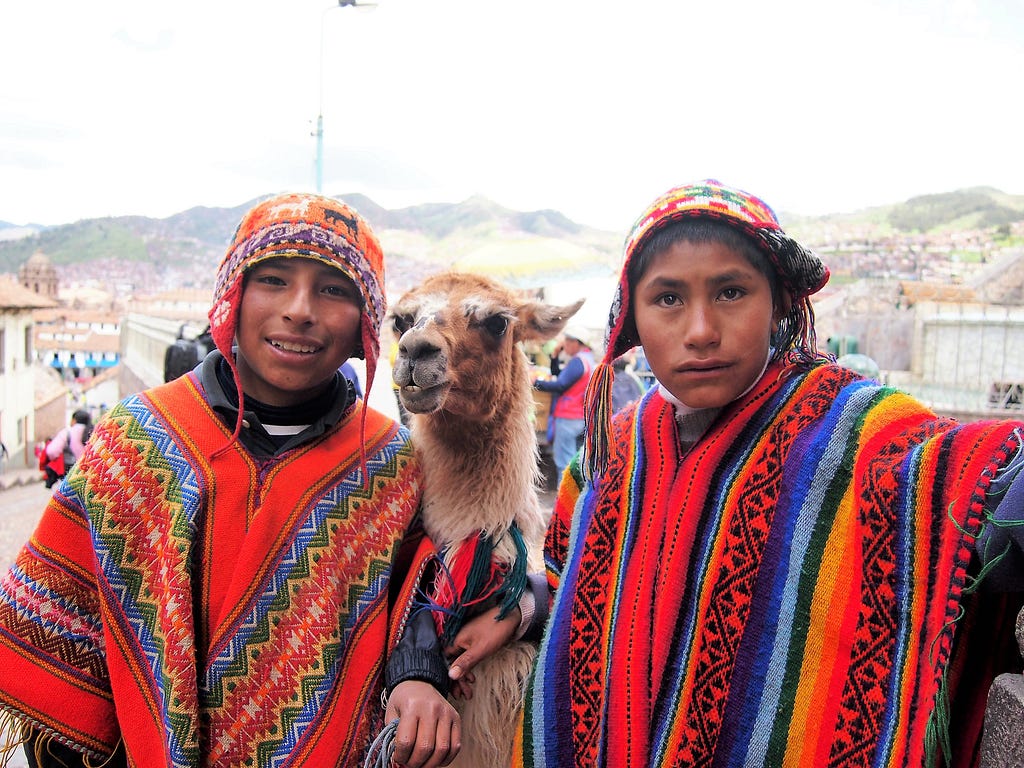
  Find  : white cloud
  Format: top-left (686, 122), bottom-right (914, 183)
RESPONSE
top-left (1, 0), bottom-right (1020, 231)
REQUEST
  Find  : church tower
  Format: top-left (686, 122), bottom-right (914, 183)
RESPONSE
top-left (18, 250), bottom-right (59, 300)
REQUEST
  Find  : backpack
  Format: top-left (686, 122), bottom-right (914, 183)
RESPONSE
top-left (38, 436), bottom-right (66, 487)
top-left (164, 325), bottom-right (213, 382)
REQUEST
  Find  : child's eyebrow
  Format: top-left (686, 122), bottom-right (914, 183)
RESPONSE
top-left (706, 269), bottom-right (758, 286)
top-left (251, 259), bottom-right (290, 272)
top-left (643, 268), bottom-right (758, 289)
top-left (642, 274), bottom-right (687, 289)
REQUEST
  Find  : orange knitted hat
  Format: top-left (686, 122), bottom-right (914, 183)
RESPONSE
top-left (209, 193), bottom-right (387, 466)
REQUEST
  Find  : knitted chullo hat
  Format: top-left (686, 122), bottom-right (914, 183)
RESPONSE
top-left (583, 179), bottom-right (829, 478)
top-left (208, 192), bottom-right (387, 471)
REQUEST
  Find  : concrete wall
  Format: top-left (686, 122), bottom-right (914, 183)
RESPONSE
top-left (34, 389), bottom-right (67, 445)
top-left (913, 302), bottom-right (1024, 387)
top-left (118, 313), bottom-right (204, 399)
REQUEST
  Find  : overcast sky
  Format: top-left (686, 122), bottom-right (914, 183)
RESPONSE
top-left (2, 0), bottom-right (1021, 232)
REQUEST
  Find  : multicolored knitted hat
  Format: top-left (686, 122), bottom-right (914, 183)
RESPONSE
top-left (583, 179), bottom-right (829, 477)
top-left (607, 179), bottom-right (829, 360)
top-left (208, 192), bottom-right (387, 467)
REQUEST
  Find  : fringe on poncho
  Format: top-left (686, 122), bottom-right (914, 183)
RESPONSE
top-left (0, 374), bottom-right (430, 767)
top-left (516, 362), bottom-right (1023, 768)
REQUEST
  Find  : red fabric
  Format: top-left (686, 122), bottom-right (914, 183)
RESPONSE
top-left (552, 353), bottom-right (594, 420)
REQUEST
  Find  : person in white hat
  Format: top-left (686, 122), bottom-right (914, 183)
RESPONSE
top-left (534, 325), bottom-right (596, 479)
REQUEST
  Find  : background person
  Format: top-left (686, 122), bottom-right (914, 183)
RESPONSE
top-left (610, 352), bottom-right (645, 412)
top-left (533, 327), bottom-right (595, 479)
top-left (40, 408), bottom-right (92, 488)
top-left (340, 359), bottom-right (364, 398)
top-left (0, 194), bottom-right (458, 768)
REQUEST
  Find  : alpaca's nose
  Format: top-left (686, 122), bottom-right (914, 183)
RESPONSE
top-left (399, 331), bottom-right (442, 363)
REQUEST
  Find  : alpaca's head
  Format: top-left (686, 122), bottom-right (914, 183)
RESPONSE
top-left (390, 271), bottom-right (583, 423)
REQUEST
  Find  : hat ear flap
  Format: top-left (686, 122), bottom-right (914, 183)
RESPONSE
top-left (209, 279), bottom-right (243, 360)
top-left (616, 315), bottom-right (638, 354)
top-left (756, 229), bottom-right (829, 299)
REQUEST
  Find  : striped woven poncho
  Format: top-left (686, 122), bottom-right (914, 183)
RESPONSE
top-left (517, 362), bottom-right (1023, 768)
top-left (0, 375), bottom-right (429, 767)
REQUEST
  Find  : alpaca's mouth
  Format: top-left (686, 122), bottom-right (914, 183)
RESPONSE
top-left (400, 382), bottom-right (449, 413)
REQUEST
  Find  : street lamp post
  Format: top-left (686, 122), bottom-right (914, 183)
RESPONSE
top-left (315, 0), bottom-right (374, 194)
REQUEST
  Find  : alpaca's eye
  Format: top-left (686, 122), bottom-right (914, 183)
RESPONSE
top-left (482, 315), bottom-right (509, 338)
top-left (392, 314), bottom-right (413, 335)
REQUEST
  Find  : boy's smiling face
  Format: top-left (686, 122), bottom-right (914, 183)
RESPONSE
top-left (235, 257), bottom-right (362, 407)
top-left (633, 239), bottom-right (782, 410)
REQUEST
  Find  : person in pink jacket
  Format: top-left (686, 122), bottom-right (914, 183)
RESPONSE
top-left (42, 408), bottom-right (92, 487)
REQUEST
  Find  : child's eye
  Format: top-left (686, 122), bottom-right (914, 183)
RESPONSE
top-left (254, 273), bottom-right (286, 286)
top-left (655, 293), bottom-right (681, 307)
top-left (719, 287), bottom-right (746, 301)
top-left (324, 284), bottom-right (358, 300)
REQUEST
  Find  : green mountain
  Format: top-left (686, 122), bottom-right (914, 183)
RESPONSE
top-left (887, 187), bottom-right (1024, 232)
top-left (783, 186), bottom-right (1024, 239)
top-left (0, 194), bottom-right (622, 295)
top-left (3, 187), bottom-right (1023, 281)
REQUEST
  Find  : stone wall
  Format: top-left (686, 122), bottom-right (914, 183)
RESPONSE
top-left (980, 606), bottom-right (1024, 766)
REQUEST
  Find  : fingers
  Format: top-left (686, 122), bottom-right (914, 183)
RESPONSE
top-left (447, 649), bottom-right (476, 682)
top-left (390, 709), bottom-right (461, 768)
top-left (445, 604), bottom-right (520, 680)
top-left (385, 680), bottom-right (461, 768)
top-left (449, 676), bottom-right (474, 701)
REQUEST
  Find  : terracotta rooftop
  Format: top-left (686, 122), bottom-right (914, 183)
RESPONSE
top-left (34, 331), bottom-right (121, 354)
top-left (33, 307), bottom-right (121, 325)
top-left (0, 276), bottom-right (59, 309)
top-left (897, 281), bottom-right (978, 303)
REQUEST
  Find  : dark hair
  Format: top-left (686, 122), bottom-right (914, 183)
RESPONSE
top-left (625, 218), bottom-right (818, 368)
top-left (72, 409), bottom-right (91, 425)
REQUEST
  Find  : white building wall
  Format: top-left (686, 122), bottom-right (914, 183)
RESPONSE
top-left (0, 310), bottom-right (39, 469)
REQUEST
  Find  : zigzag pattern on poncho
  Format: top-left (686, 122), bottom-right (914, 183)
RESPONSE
top-left (0, 375), bottom-right (427, 767)
top-left (517, 363), bottom-right (1023, 768)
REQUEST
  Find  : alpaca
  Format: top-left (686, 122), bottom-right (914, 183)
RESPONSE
top-left (390, 271), bottom-right (584, 767)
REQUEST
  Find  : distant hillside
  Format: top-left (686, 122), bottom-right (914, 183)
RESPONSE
top-left (887, 187), bottom-right (1024, 232)
top-left (784, 186), bottom-right (1024, 239)
top-left (0, 200), bottom-right (258, 274)
top-left (0, 194), bottom-right (620, 294)
top-left (3, 187), bottom-right (1023, 284)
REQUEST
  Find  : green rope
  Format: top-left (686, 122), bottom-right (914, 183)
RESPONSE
top-left (923, 671), bottom-right (953, 768)
top-left (496, 522), bottom-right (528, 620)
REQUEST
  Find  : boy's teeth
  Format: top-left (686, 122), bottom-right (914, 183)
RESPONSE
top-left (272, 340), bottom-right (316, 353)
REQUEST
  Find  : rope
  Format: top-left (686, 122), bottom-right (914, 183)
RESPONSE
top-left (363, 719), bottom-right (399, 768)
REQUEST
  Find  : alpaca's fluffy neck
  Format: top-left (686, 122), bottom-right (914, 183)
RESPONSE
top-left (412, 376), bottom-right (543, 549)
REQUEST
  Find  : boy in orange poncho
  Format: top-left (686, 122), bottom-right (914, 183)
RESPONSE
top-left (0, 194), bottom-right (460, 768)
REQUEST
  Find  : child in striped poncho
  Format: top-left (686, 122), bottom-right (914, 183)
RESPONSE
top-left (508, 180), bottom-right (1024, 768)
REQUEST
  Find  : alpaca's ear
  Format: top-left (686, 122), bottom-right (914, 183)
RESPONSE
top-left (516, 298), bottom-right (585, 343)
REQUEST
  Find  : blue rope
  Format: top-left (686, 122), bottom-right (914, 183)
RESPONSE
top-left (363, 719), bottom-right (399, 768)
